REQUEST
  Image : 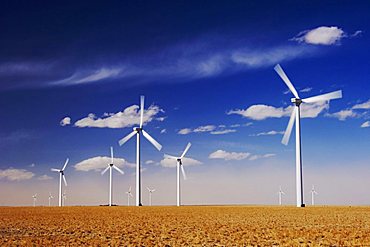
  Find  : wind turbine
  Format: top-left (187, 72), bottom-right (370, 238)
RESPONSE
top-left (147, 187), bottom-right (156, 206)
top-left (118, 96), bottom-right (162, 206)
top-left (126, 186), bottom-right (133, 206)
top-left (51, 158), bottom-right (69, 207)
top-left (101, 147), bottom-right (125, 206)
top-left (32, 194), bottom-right (37, 207)
top-left (274, 64), bottom-right (342, 207)
top-left (164, 142), bottom-right (191, 206)
top-left (278, 186), bottom-right (285, 206)
top-left (62, 191), bottom-right (67, 206)
top-left (48, 193), bottom-right (54, 207)
top-left (310, 185), bottom-right (318, 206)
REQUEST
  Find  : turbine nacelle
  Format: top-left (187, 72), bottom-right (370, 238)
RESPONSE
top-left (291, 98), bottom-right (302, 106)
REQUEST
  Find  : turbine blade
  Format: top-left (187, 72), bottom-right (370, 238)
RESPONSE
top-left (152, 189), bottom-right (156, 192)
top-left (146, 187), bottom-right (150, 191)
top-left (282, 108), bottom-right (296, 145)
top-left (302, 90), bottom-right (342, 103)
top-left (51, 168), bottom-right (60, 172)
top-left (181, 164), bottom-right (187, 180)
top-left (140, 95), bottom-right (144, 128)
top-left (180, 142), bottom-right (192, 159)
top-left (62, 158), bottom-right (69, 171)
top-left (62, 175), bottom-right (67, 186)
top-left (113, 165), bottom-right (124, 175)
top-left (110, 146), bottom-right (114, 164)
top-left (142, 129), bottom-right (162, 151)
top-left (118, 130), bottom-right (136, 146)
top-left (129, 186), bottom-right (131, 192)
top-left (101, 166), bottom-right (110, 175)
top-left (164, 154), bottom-right (178, 159)
top-left (274, 64), bottom-right (299, 98)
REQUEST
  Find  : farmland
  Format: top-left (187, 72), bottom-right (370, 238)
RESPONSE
top-left (1, 206), bottom-right (370, 246)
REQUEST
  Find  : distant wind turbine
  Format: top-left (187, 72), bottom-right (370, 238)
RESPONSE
top-left (48, 193), bottom-right (54, 207)
top-left (51, 158), bottom-right (69, 207)
top-left (126, 186), bottom-right (133, 206)
top-left (147, 187), bottom-right (156, 206)
top-left (274, 64), bottom-right (342, 207)
top-left (310, 185), bottom-right (318, 206)
top-left (32, 194), bottom-right (37, 207)
top-left (101, 147), bottom-right (125, 206)
top-left (278, 186), bottom-right (285, 206)
top-left (118, 96), bottom-right (162, 206)
top-left (62, 191), bottom-right (67, 206)
top-left (164, 142), bottom-right (191, 206)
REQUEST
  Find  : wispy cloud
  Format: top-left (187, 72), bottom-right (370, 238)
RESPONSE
top-left (208, 150), bottom-right (276, 162)
top-left (352, 99), bottom-right (370, 110)
top-left (326, 99), bottom-right (369, 121)
top-left (74, 156), bottom-right (135, 172)
top-left (361, 121), bottom-right (370, 128)
top-left (251, 130), bottom-right (284, 136)
top-left (300, 87), bottom-right (312, 93)
top-left (52, 68), bottom-right (123, 85)
top-left (177, 124), bottom-right (238, 135)
top-left (37, 174), bottom-right (53, 180)
top-left (0, 168), bottom-right (35, 181)
top-left (73, 104), bottom-right (163, 129)
top-left (210, 129), bottom-right (237, 135)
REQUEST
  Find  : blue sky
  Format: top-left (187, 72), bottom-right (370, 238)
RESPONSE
top-left (0, 1), bottom-right (369, 206)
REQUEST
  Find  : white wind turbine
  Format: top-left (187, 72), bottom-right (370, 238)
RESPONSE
top-left (51, 158), bottom-right (69, 207)
top-left (62, 191), bottom-right (67, 206)
top-left (101, 147), bottom-right (125, 206)
top-left (147, 187), bottom-right (156, 206)
top-left (310, 185), bottom-right (318, 206)
top-left (118, 96), bottom-right (162, 206)
top-left (164, 142), bottom-right (191, 206)
top-left (32, 194), bottom-right (37, 207)
top-left (48, 193), bottom-right (54, 207)
top-left (126, 186), bottom-right (133, 206)
top-left (274, 64), bottom-right (342, 207)
top-left (278, 186), bottom-right (285, 206)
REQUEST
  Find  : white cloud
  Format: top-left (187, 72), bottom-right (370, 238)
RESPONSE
top-left (178, 128), bottom-right (192, 135)
top-left (160, 157), bottom-right (202, 168)
top-left (352, 100), bottom-right (370, 110)
top-left (209, 150), bottom-right (250, 161)
top-left (193, 125), bottom-right (217, 133)
top-left (74, 104), bottom-right (162, 128)
top-left (145, 160), bottom-right (155, 165)
top-left (60, 117), bottom-right (71, 126)
top-left (361, 121), bottom-right (370, 128)
top-left (228, 101), bottom-right (329, 120)
top-left (300, 87), bottom-right (312, 93)
top-left (52, 68), bottom-right (123, 85)
top-left (74, 156), bottom-right (135, 172)
top-left (210, 129), bottom-right (237, 135)
top-left (160, 129), bottom-right (167, 134)
top-left (326, 109), bottom-right (358, 121)
top-left (351, 30), bottom-right (362, 37)
top-left (29, 163), bottom-right (35, 168)
top-left (37, 174), bottom-right (53, 180)
top-left (249, 153), bottom-right (276, 161)
top-left (252, 130), bottom-right (284, 136)
top-left (0, 168), bottom-right (34, 181)
top-left (292, 26), bottom-right (345, 45)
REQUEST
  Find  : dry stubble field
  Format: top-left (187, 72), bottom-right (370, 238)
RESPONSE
top-left (1, 206), bottom-right (370, 246)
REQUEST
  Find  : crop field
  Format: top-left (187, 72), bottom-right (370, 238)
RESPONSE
top-left (1, 206), bottom-right (370, 246)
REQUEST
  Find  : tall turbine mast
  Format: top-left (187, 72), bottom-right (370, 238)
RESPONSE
top-left (274, 64), bottom-right (342, 208)
top-left (118, 96), bottom-right (162, 206)
top-left (164, 142), bottom-right (191, 206)
top-left (51, 158), bottom-right (69, 207)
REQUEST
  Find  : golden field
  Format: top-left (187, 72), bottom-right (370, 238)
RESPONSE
top-left (1, 206), bottom-right (370, 246)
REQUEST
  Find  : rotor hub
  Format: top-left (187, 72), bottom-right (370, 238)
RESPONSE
top-left (291, 98), bottom-right (302, 106)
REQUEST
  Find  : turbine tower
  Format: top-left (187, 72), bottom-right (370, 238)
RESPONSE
top-left (126, 186), bottom-right (133, 206)
top-left (274, 64), bottom-right (342, 207)
top-left (118, 96), bottom-right (162, 206)
top-left (164, 142), bottom-right (191, 206)
top-left (51, 158), bottom-right (69, 207)
top-left (147, 187), bottom-right (155, 206)
top-left (32, 194), bottom-right (37, 207)
top-left (310, 185), bottom-right (318, 206)
top-left (278, 186), bottom-right (285, 206)
top-left (48, 193), bottom-right (54, 207)
top-left (101, 147), bottom-right (125, 206)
